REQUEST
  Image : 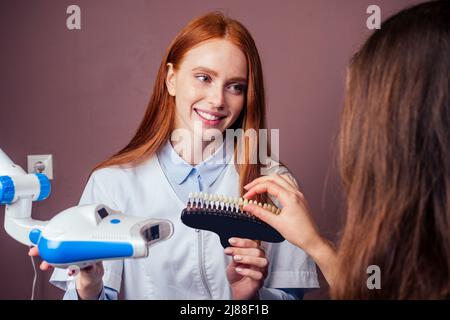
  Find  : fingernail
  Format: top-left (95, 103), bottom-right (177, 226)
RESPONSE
top-left (235, 267), bottom-right (243, 273)
top-left (224, 247), bottom-right (233, 254)
top-left (228, 238), bottom-right (237, 245)
top-left (234, 255), bottom-right (242, 261)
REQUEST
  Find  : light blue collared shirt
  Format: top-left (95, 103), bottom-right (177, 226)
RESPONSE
top-left (157, 140), bottom-right (232, 204)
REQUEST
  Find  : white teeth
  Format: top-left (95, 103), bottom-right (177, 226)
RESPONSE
top-left (187, 193), bottom-right (279, 214)
top-left (196, 109), bottom-right (221, 121)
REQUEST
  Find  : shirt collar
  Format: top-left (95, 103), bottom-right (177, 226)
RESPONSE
top-left (157, 140), bottom-right (233, 187)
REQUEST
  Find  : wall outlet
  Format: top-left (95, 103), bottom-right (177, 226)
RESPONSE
top-left (27, 154), bottom-right (53, 180)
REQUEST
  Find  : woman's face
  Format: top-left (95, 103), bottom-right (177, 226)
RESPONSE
top-left (166, 39), bottom-right (248, 140)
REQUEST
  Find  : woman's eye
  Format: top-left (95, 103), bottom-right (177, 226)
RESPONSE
top-left (227, 83), bottom-right (246, 95)
top-left (196, 74), bottom-right (211, 83)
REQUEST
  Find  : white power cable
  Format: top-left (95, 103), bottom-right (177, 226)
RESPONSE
top-left (30, 252), bottom-right (37, 300)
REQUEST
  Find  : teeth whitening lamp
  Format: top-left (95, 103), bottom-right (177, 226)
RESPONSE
top-left (0, 149), bottom-right (174, 274)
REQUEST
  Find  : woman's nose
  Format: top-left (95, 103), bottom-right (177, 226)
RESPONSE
top-left (207, 85), bottom-right (225, 108)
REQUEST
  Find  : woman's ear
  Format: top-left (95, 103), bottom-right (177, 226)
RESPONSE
top-left (166, 63), bottom-right (176, 96)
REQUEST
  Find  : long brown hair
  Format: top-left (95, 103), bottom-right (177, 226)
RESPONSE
top-left (333, 0), bottom-right (450, 299)
top-left (93, 12), bottom-right (268, 200)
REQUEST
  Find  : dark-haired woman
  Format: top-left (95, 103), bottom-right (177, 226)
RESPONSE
top-left (244, 0), bottom-right (450, 299)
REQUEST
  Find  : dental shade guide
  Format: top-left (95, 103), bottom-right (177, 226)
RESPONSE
top-left (181, 192), bottom-right (284, 248)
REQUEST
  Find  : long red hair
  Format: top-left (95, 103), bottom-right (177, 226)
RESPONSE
top-left (93, 12), bottom-right (269, 200)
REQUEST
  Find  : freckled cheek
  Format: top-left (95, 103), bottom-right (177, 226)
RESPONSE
top-left (176, 85), bottom-right (205, 116)
top-left (226, 96), bottom-right (245, 122)
top-left (189, 85), bottom-right (209, 107)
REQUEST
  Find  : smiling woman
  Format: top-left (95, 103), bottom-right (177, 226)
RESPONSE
top-left (32, 11), bottom-right (319, 300)
top-left (165, 39), bottom-right (248, 155)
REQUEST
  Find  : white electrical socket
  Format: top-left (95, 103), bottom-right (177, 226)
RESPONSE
top-left (27, 154), bottom-right (53, 180)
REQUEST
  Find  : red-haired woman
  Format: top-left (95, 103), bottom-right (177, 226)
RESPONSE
top-left (30, 12), bottom-right (318, 299)
top-left (243, 0), bottom-right (450, 299)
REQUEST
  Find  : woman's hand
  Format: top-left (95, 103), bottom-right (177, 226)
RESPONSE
top-left (242, 174), bottom-right (338, 287)
top-left (225, 237), bottom-right (268, 300)
top-left (242, 174), bottom-right (321, 251)
top-left (28, 246), bottom-right (104, 300)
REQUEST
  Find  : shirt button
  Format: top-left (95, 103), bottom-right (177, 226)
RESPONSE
top-left (195, 229), bottom-right (200, 232)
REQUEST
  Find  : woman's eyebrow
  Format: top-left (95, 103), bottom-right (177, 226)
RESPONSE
top-left (192, 66), bottom-right (247, 83)
top-left (192, 66), bottom-right (218, 77)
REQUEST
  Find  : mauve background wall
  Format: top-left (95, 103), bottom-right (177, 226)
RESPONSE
top-left (0, 0), bottom-right (422, 299)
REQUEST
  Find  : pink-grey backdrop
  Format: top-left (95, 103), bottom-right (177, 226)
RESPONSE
top-left (0, 0), bottom-right (422, 299)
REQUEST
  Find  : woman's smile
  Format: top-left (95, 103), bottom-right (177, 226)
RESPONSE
top-left (193, 107), bottom-right (227, 126)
